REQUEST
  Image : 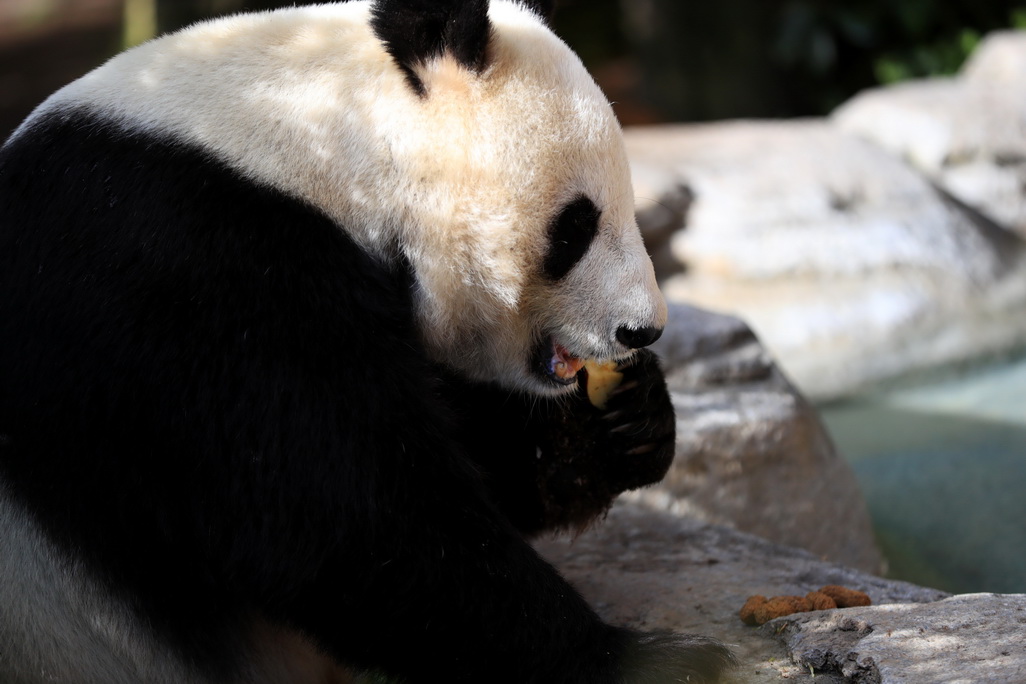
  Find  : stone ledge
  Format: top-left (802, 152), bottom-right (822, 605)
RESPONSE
top-left (536, 501), bottom-right (948, 683)
top-left (767, 593), bottom-right (1026, 683)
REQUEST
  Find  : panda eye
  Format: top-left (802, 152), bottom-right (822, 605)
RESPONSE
top-left (543, 196), bottom-right (600, 281)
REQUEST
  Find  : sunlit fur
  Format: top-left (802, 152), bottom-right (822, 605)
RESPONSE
top-left (1, 3), bottom-right (730, 681)
top-left (18, 0), bottom-right (665, 395)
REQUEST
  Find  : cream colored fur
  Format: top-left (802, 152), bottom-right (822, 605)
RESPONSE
top-left (20, 0), bottom-right (666, 394)
top-left (0, 490), bottom-right (214, 684)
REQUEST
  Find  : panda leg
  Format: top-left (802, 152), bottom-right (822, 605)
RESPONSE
top-left (270, 466), bottom-right (732, 684)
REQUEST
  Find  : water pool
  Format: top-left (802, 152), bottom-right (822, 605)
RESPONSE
top-left (818, 356), bottom-right (1026, 594)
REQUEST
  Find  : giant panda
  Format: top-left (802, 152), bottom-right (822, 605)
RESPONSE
top-left (0, 1), bottom-right (733, 682)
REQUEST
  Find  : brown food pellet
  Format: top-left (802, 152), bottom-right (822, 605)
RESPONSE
top-left (739, 595), bottom-right (768, 625)
top-left (818, 585), bottom-right (871, 608)
top-left (740, 585), bottom-right (871, 626)
top-left (753, 595), bottom-right (811, 625)
top-left (806, 591), bottom-right (838, 611)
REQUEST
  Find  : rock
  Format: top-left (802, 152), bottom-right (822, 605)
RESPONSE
top-left (631, 159), bottom-right (692, 280)
top-left (647, 303), bottom-right (883, 573)
top-left (835, 30), bottom-right (1026, 239)
top-left (626, 120), bottom-right (1026, 399)
top-left (629, 120), bottom-right (1006, 282)
top-left (963, 30), bottom-right (1026, 87)
top-left (535, 501), bottom-right (948, 684)
top-left (767, 593), bottom-right (1026, 683)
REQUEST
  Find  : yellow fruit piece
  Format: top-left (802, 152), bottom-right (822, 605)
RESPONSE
top-left (584, 360), bottom-right (623, 410)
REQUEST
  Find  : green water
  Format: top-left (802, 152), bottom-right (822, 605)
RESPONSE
top-left (818, 358), bottom-right (1026, 594)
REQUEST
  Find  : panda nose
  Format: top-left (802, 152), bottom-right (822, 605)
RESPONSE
top-left (616, 325), bottom-right (663, 349)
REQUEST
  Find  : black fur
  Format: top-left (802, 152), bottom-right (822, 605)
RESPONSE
top-left (371, 0), bottom-right (492, 96)
top-left (447, 349), bottom-right (676, 535)
top-left (0, 109), bottom-right (732, 682)
top-left (544, 195), bottom-right (600, 281)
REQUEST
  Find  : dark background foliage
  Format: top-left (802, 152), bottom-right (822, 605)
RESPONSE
top-left (1, 0), bottom-right (1025, 137)
top-left (556, 0), bottom-right (1026, 122)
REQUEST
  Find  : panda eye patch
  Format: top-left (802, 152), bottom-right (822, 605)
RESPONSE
top-left (544, 196), bottom-right (600, 281)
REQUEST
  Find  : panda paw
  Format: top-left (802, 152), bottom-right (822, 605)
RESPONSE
top-left (532, 348), bottom-right (676, 532)
top-left (588, 348), bottom-right (677, 489)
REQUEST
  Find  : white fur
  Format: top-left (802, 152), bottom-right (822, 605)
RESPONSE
top-left (0, 488), bottom-right (348, 683)
top-left (17, 1), bottom-right (665, 393)
top-left (0, 490), bottom-right (205, 684)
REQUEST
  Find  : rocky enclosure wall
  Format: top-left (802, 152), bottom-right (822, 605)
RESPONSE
top-left (630, 31), bottom-right (1026, 400)
top-left (578, 31), bottom-right (1026, 681)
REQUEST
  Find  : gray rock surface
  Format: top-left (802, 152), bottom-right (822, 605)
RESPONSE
top-left (768, 593), bottom-right (1026, 683)
top-left (626, 118), bottom-right (1026, 400)
top-left (631, 159), bottom-right (692, 280)
top-left (535, 502), bottom-right (948, 684)
top-left (962, 30), bottom-right (1026, 86)
top-left (630, 120), bottom-right (1004, 282)
top-left (649, 303), bottom-right (883, 573)
top-left (836, 31), bottom-right (1026, 239)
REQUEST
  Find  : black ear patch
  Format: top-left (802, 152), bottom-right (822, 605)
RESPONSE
top-left (544, 196), bottom-right (600, 281)
top-left (372, 0), bottom-right (493, 97)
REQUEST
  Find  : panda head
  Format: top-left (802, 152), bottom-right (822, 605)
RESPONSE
top-left (36, 0), bottom-right (666, 396)
top-left (366, 0), bottom-right (668, 394)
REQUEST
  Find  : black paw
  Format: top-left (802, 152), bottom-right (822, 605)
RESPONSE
top-left (585, 348), bottom-right (677, 489)
top-left (531, 349), bottom-right (676, 531)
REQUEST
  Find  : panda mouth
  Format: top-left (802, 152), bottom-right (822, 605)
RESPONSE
top-left (535, 336), bottom-right (585, 386)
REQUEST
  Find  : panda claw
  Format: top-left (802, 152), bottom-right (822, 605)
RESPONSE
top-left (609, 421), bottom-right (642, 435)
top-left (609, 380), bottom-right (640, 396)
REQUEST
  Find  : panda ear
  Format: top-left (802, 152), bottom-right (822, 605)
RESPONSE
top-left (517, 0), bottom-right (555, 24)
top-left (371, 0), bottom-right (493, 97)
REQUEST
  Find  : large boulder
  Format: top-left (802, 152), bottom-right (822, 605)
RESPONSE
top-left (835, 31), bottom-right (1026, 240)
top-left (649, 303), bottom-right (882, 573)
top-left (626, 119), bottom-right (1026, 399)
top-left (631, 120), bottom-right (1005, 282)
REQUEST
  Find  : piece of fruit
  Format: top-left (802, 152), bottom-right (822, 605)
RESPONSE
top-left (583, 360), bottom-right (623, 409)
